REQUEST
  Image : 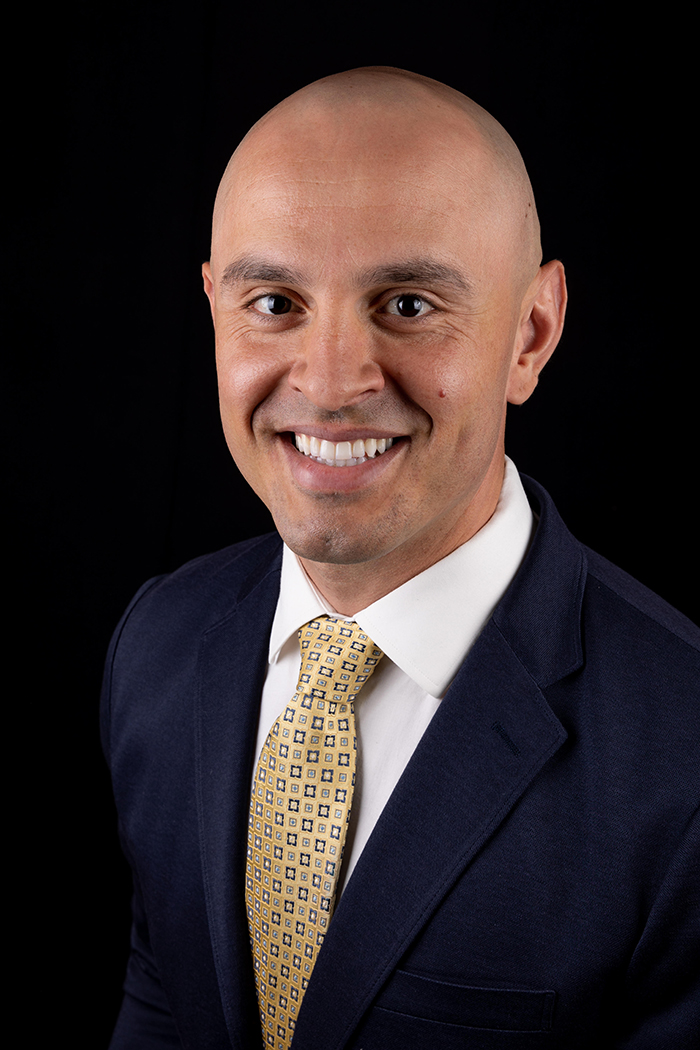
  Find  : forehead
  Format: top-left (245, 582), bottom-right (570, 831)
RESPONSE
top-left (213, 103), bottom-right (516, 288)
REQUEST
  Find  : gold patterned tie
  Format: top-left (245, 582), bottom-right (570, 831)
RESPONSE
top-left (246, 616), bottom-right (384, 1049)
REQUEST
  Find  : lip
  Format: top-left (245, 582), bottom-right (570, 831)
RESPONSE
top-left (278, 431), bottom-right (406, 493)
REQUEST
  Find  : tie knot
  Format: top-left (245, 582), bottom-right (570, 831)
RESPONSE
top-left (297, 616), bottom-right (383, 697)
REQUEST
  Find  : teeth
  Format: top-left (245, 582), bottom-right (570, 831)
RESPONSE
top-left (294, 433), bottom-right (394, 466)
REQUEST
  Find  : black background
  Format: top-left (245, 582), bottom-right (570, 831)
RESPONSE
top-left (7, 2), bottom-right (695, 1042)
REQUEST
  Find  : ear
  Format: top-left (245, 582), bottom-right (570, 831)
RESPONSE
top-left (202, 261), bottom-right (216, 324)
top-left (506, 259), bottom-right (567, 405)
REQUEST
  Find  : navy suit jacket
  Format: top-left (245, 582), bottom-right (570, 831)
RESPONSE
top-left (102, 476), bottom-right (700, 1049)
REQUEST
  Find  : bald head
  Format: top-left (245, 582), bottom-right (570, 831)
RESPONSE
top-left (211, 67), bottom-right (542, 292)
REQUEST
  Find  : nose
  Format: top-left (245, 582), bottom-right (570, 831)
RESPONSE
top-left (287, 313), bottom-right (385, 411)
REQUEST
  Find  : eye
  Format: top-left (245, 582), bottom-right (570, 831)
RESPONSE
top-left (252, 294), bottom-right (294, 316)
top-left (383, 294), bottom-right (433, 318)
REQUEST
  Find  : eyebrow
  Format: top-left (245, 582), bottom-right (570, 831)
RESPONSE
top-left (221, 256), bottom-right (306, 287)
top-left (219, 254), bottom-right (472, 295)
top-left (356, 261), bottom-right (472, 295)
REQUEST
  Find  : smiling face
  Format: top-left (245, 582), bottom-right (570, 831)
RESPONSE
top-left (204, 70), bottom-right (565, 611)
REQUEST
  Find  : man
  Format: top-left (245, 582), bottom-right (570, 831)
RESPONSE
top-left (102, 68), bottom-right (699, 1049)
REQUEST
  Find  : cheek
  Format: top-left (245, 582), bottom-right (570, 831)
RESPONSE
top-left (397, 358), bottom-right (482, 424)
top-left (385, 340), bottom-right (471, 416)
top-left (432, 323), bottom-right (515, 410)
top-left (405, 339), bottom-right (513, 447)
top-left (385, 322), bottom-right (508, 412)
top-left (215, 335), bottom-right (286, 430)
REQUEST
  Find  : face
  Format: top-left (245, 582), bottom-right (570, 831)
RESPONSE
top-left (204, 99), bottom-right (557, 593)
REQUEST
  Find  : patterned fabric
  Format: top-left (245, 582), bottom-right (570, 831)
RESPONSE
top-left (246, 616), bottom-right (384, 1049)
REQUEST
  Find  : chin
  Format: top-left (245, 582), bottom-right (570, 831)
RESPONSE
top-left (282, 527), bottom-right (380, 566)
top-left (275, 510), bottom-right (399, 567)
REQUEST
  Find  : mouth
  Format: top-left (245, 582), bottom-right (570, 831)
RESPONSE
top-left (293, 433), bottom-right (396, 467)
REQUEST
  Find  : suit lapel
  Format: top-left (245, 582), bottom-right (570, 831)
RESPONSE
top-left (194, 543), bottom-right (282, 1050)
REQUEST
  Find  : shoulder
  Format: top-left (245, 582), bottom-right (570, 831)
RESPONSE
top-left (117, 531), bottom-right (283, 638)
top-left (519, 472), bottom-right (698, 654)
top-left (506, 474), bottom-right (699, 710)
top-left (100, 531), bottom-right (283, 760)
top-left (574, 546), bottom-right (699, 742)
top-left (513, 477), bottom-right (699, 833)
top-left (582, 544), bottom-right (699, 654)
top-left (102, 531), bottom-right (282, 692)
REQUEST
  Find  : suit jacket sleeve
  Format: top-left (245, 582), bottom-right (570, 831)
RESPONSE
top-left (616, 804), bottom-right (700, 1049)
top-left (102, 577), bottom-right (185, 1049)
top-left (109, 852), bottom-right (184, 1049)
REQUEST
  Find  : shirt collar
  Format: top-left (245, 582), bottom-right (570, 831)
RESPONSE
top-left (268, 457), bottom-right (534, 698)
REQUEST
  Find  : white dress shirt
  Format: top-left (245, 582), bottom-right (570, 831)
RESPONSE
top-left (254, 457), bottom-right (535, 890)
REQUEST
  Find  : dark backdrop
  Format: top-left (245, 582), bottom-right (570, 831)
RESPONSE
top-left (8, 2), bottom-right (695, 1042)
